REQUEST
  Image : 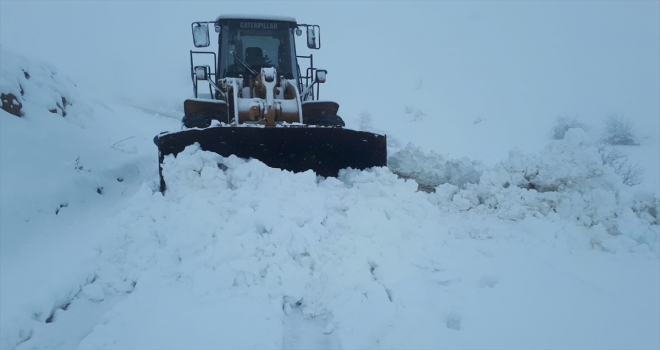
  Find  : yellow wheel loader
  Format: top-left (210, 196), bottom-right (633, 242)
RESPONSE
top-left (155, 15), bottom-right (387, 192)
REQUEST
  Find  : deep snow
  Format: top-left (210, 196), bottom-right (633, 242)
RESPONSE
top-left (1, 2), bottom-right (660, 349)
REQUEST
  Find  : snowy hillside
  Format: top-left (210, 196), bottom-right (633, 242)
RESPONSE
top-left (1, 2), bottom-right (659, 349)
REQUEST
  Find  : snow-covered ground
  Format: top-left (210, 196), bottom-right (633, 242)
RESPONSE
top-left (1, 2), bottom-right (659, 349)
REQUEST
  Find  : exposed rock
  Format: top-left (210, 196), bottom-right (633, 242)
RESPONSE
top-left (1, 93), bottom-right (23, 117)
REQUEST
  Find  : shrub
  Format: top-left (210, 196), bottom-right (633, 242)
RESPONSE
top-left (601, 114), bottom-right (638, 145)
top-left (596, 142), bottom-right (645, 186)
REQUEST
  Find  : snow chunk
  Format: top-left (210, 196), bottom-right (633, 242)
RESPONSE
top-left (389, 143), bottom-right (483, 190)
top-left (81, 282), bottom-right (105, 302)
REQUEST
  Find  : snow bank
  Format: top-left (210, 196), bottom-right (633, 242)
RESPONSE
top-left (429, 129), bottom-right (659, 254)
top-left (42, 143), bottom-right (652, 349)
top-left (4, 140), bottom-right (659, 349)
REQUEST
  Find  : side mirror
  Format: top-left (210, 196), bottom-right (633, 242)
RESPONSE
top-left (192, 22), bottom-right (210, 47)
top-left (194, 66), bottom-right (209, 80)
top-left (306, 25), bottom-right (321, 49)
top-left (316, 69), bottom-right (327, 83)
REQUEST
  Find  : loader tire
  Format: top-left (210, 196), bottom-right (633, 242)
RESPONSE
top-left (304, 115), bottom-right (345, 127)
top-left (182, 112), bottom-right (213, 129)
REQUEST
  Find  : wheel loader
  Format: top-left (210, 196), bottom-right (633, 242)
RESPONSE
top-left (155, 15), bottom-right (387, 192)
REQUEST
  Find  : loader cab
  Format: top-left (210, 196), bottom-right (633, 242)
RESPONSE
top-left (190, 15), bottom-right (323, 101)
top-left (218, 18), bottom-right (297, 80)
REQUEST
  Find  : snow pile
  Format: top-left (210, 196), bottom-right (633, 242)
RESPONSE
top-left (0, 49), bottom-right (87, 118)
top-left (388, 143), bottom-right (483, 190)
top-left (70, 147), bottom-right (448, 348)
top-left (429, 129), bottom-right (659, 254)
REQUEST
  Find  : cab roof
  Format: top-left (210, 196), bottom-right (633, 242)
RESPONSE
top-left (215, 14), bottom-right (297, 24)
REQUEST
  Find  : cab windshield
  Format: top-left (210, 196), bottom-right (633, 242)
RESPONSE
top-left (225, 26), bottom-right (294, 79)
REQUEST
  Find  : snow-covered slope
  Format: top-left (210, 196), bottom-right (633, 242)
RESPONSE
top-left (1, 48), bottom-right (659, 350)
top-left (0, 50), bottom-right (182, 254)
top-left (0, 49), bottom-right (181, 349)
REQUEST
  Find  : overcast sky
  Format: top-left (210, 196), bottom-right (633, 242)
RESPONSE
top-left (2, 1), bottom-right (658, 135)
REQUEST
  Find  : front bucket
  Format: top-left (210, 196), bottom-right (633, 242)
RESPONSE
top-left (156, 126), bottom-right (387, 192)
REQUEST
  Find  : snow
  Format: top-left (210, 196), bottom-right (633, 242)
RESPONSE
top-left (215, 14), bottom-right (298, 24)
top-left (1, 2), bottom-right (659, 349)
top-left (388, 143), bottom-right (483, 189)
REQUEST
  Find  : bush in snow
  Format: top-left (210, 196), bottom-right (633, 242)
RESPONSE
top-left (596, 142), bottom-right (645, 186)
top-left (388, 143), bottom-right (482, 192)
top-left (552, 115), bottom-right (586, 140)
top-left (600, 114), bottom-right (638, 146)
